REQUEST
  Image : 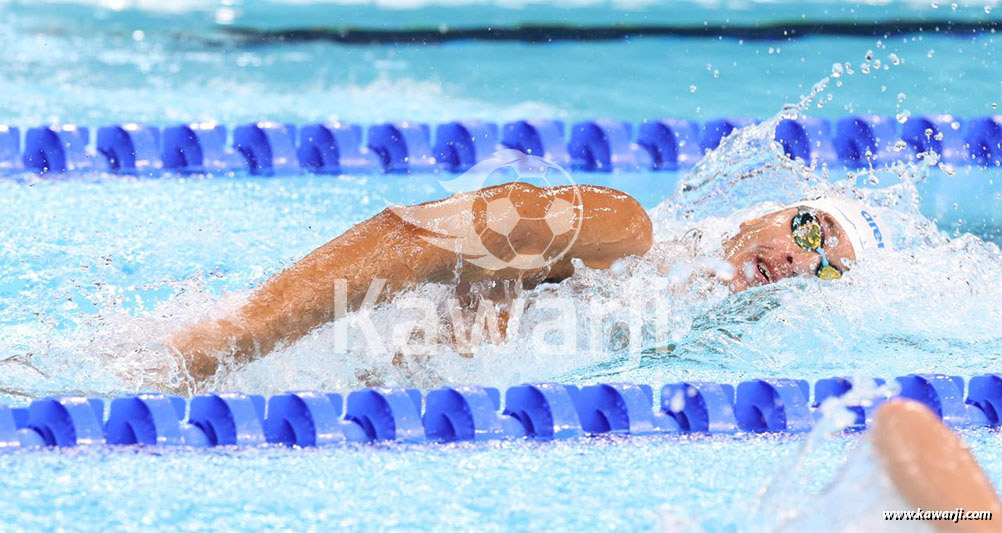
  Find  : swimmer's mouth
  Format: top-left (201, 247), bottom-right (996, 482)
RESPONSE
top-left (755, 258), bottom-right (772, 284)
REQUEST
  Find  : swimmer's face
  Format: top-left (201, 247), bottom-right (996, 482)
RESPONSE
top-left (722, 207), bottom-right (857, 292)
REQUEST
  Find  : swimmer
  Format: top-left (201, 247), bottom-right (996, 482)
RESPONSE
top-left (169, 181), bottom-right (891, 385)
top-left (779, 399), bottom-right (1001, 531)
top-left (870, 399), bottom-right (1002, 532)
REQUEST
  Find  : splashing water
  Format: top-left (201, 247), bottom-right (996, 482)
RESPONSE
top-left (2, 72), bottom-right (1002, 403)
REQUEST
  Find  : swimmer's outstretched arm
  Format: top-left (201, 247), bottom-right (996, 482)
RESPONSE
top-left (169, 182), bottom-right (652, 385)
top-left (871, 399), bottom-right (1002, 532)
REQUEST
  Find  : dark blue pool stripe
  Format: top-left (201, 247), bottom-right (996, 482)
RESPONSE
top-left (219, 19), bottom-right (1002, 45)
top-left (2, 374), bottom-right (1001, 449)
top-left (1, 115), bottom-right (999, 177)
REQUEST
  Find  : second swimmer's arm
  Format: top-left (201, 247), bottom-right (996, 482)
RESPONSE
top-left (871, 399), bottom-right (1002, 532)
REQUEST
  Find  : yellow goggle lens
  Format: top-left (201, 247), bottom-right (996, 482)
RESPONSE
top-left (817, 264), bottom-right (842, 280)
top-left (793, 220), bottom-right (823, 251)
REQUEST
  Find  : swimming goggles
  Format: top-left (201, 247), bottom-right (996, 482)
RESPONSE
top-left (791, 209), bottom-right (842, 280)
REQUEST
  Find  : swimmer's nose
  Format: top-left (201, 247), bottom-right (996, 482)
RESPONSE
top-left (786, 248), bottom-right (826, 278)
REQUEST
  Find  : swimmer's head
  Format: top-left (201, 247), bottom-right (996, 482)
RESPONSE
top-left (722, 197), bottom-right (892, 292)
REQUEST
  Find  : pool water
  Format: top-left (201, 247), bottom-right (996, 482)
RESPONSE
top-left (3, 0), bottom-right (1002, 531)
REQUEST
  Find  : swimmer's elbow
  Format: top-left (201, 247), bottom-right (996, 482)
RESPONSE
top-left (575, 187), bottom-right (653, 268)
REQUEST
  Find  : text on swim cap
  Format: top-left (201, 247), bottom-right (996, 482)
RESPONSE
top-left (859, 210), bottom-right (885, 249)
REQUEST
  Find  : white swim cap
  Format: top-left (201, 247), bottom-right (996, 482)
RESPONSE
top-left (792, 197), bottom-right (893, 260)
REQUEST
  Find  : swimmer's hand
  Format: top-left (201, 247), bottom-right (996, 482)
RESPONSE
top-left (168, 317), bottom-right (254, 390)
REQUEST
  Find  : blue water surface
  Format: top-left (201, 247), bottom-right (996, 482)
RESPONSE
top-left (3, 1), bottom-right (1002, 531)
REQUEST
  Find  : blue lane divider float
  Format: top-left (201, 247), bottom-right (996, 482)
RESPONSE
top-left (775, 117), bottom-right (838, 164)
top-left (433, 120), bottom-right (499, 173)
top-left (23, 125), bottom-right (93, 174)
top-left (568, 119), bottom-right (649, 172)
top-left (699, 118), bottom-right (756, 153)
top-left (423, 385), bottom-right (525, 442)
top-left (500, 119), bottom-right (571, 167)
top-left (2, 115), bottom-right (1002, 177)
top-left (570, 383), bottom-right (679, 435)
top-left (367, 122), bottom-right (437, 173)
top-left (734, 378), bottom-right (814, 433)
top-left (660, 382), bottom-right (737, 433)
top-left (813, 377), bottom-right (887, 429)
top-left (297, 122), bottom-right (379, 174)
top-left (5, 373), bottom-right (1002, 450)
top-left (233, 122), bottom-right (299, 176)
top-left (636, 119), bottom-right (702, 170)
top-left (97, 124), bottom-right (162, 175)
top-left (964, 116), bottom-right (1002, 166)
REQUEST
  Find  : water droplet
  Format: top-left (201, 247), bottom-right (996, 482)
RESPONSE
top-left (689, 85), bottom-right (697, 93)
top-left (951, 2), bottom-right (958, 9)
top-left (934, 131), bottom-right (945, 140)
top-left (924, 127), bottom-right (934, 139)
top-left (889, 53), bottom-right (901, 66)
top-left (927, 49), bottom-right (935, 58)
top-left (831, 63), bottom-right (843, 77)
top-left (873, 59), bottom-right (882, 69)
top-left (986, 5), bottom-right (993, 14)
top-left (896, 110), bottom-right (911, 123)
top-left (930, 1), bottom-right (938, 7)
top-left (897, 92), bottom-right (907, 103)
top-left (860, 63), bottom-right (871, 74)
top-left (865, 49), bottom-right (874, 61)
